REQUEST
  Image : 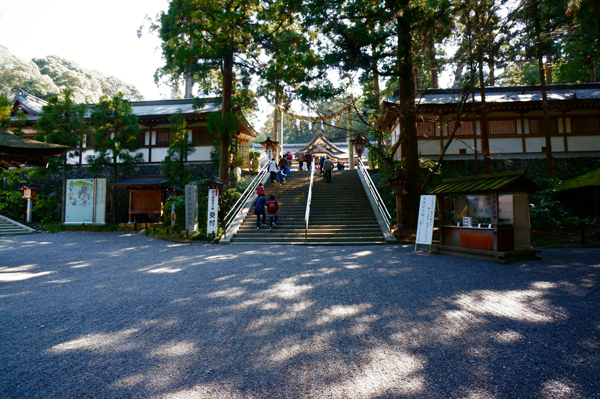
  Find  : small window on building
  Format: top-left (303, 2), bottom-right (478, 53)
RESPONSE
top-left (529, 119), bottom-right (559, 134)
top-left (192, 127), bottom-right (212, 146)
top-left (488, 119), bottom-right (517, 135)
top-left (447, 120), bottom-right (474, 136)
top-left (459, 148), bottom-right (467, 155)
top-left (571, 116), bottom-right (600, 133)
top-left (156, 131), bottom-right (170, 146)
top-left (416, 121), bottom-right (436, 137)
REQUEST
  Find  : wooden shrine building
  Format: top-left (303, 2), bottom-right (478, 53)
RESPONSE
top-left (428, 171), bottom-right (543, 263)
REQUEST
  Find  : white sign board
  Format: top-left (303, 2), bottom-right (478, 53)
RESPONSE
top-left (65, 179), bottom-right (95, 223)
top-left (94, 178), bottom-right (107, 224)
top-left (207, 189), bottom-right (219, 235)
top-left (467, 194), bottom-right (514, 224)
top-left (415, 195), bottom-right (437, 246)
top-left (185, 185), bottom-right (198, 232)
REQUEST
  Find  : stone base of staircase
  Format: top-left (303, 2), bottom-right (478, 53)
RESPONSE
top-left (229, 170), bottom-right (387, 245)
top-left (0, 216), bottom-right (38, 236)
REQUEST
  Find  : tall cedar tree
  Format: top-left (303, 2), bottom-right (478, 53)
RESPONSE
top-left (157, 0), bottom-right (302, 185)
top-left (513, 0), bottom-right (571, 177)
top-left (87, 93), bottom-right (144, 223)
top-left (34, 89), bottom-right (89, 223)
top-left (303, 0), bottom-right (452, 228)
top-left (162, 110), bottom-right (196, 186)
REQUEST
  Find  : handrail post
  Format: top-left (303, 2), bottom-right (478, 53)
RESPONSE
top-left (304, 166), bottom-right (315, 244)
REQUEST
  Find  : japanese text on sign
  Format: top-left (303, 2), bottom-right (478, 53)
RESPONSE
top-left (416, 195), bottom-right (436, 245)
top-left (207, 189), bottom-right (219, 235)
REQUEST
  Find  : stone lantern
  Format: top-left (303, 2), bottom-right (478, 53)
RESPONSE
top-left (386, 172), bottom-right (411, 237)
top-left (259, 137), bottom-right (279, 164)
top-left (20, 185), bottom-right (39, 223)
top-left (350, 133), bottom-right (369, 161)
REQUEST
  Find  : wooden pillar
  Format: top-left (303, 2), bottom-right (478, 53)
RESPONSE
top-left (490, 192), bottom-right (499, 251)
top-left (437, 194), bottom-right (445, 245)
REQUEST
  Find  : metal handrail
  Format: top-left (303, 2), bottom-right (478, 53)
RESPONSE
top-left (304, 165), bottom-right (315, 242)
top-left (357, 158), bottom-right (392, 231)
top-left (223, 162), bottom-right (269, 231)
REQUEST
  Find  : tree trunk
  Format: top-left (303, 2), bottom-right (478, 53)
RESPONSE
top-left (454, 62), bottom-right (464, 88)
top-left (595, 0), bottom-right (600, 38)
top-left (533, 3), bottom-right (553, 178)
top-left (219, 50), bottom-right (234, 185)
top-left (397, 12), bottom-right (420, 229)
top-left (488, 58), bottom-right (495, 86)
top-left (592, 57), bottom-right (597, 83)
top-left (478, 52), bottom-right (491, 174)
top-left (545, 57), bottom-right (553, 85)
top-left (429, 44), bottom-right (439, 89)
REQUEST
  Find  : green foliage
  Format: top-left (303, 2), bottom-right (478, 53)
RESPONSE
top-left (528, 180), bottom-right (585, 230)
top-left (207, 112), bottom-right (240, 171)
top-left (0, 168), bottom-right (33, 221)
top-left (162, 110), bottom-right (197, 186)
top-left (0, 94), bottom-right (12, 130)
top-left (87, 92), bottom-right (144, 179)
top-left (33, 193), bottom-right (59, 226)
top-left (163, 194), bottom-right (186, 230)
top-left (0, 46), bottom-right (143, 102)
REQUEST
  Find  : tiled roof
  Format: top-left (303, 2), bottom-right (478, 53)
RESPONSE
top-left (0, 130), bottom-right (67, 150)
top-left (386, 83), bottom-right (600, 106)
top-left (427, 171), bottom-right (543, 194)
top-left (561, 168), bottom-right (600, 191)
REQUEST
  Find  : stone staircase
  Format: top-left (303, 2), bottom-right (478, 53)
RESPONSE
top-left (0, 216), bottom-right (37, 236)
top-left (230, 170), bottom-right (385, 244)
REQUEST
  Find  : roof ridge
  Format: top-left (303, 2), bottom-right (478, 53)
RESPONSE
top-left (441, 170), bottom-right (525, 183)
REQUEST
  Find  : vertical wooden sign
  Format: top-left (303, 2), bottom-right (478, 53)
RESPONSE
top-left (207, 189), bottom-right (219, 235)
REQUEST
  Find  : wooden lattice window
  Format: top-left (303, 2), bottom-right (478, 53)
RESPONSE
top-left (528, 119), bottom-right (559, 135)
top-left (416, 121), bottom-right (436, 137)
top-left (488, 119), bottom-right (517, 135)
top-left (447, 120), bottom-right (474, 136)
top-left (156, 131), bottom-right (172, 146)
top-left (571, 116), bottom-right (600, 133)
top-left (192, 127), bottom-right (212, 145)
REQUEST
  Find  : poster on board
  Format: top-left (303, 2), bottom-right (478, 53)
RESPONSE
top-left (65, 178), bottom-right (107, 224)
top-left (65, 179), bottom-right (95, 223)
top-left (415, 195), bottom-right (437, 249)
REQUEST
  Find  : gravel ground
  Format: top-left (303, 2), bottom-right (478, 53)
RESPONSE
top-left (0, 232), bottom-right (599, 399)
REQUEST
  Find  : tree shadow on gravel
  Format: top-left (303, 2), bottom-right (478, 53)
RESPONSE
top-left (0, 234), bottom-right (599, 398)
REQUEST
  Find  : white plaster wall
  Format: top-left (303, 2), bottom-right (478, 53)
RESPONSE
top-left (525, 137), bottom-right (546, 153)
top-left (516, 119), bottom-right (522, 134)
top-left (418, 140), bottom-right (440, 156)
top-left (187, 147), bottom-right (212, 161)
top-left (567, 136), bottom-right (600, 152)
top-left (524, 119), bottom-right (530, 134)
top-left (489, 138), bottom-right (523, 154)
top-left (135, 148), bottom-right (150, 162)
top-left (151, 148), bottom-right (169, 163)
top-left (443, 139), bottom-right (473, 155)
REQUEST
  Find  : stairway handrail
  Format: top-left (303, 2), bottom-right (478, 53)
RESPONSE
top-left (224, 162), bottom-right (269, 231)
top-left (304, 166), bottom-right (315, 242)
top-left (357, 158), bottom-right (392, 230)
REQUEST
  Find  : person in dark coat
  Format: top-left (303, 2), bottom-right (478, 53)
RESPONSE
top-left (323, 156), bottom-right (335, 182)
top-left (337, 161), bottom-right (344, 170)
top-left (305, 151), bottom-right (313, 171)
top-left (319, 155), bottom-right (326, 176)
top-left (297, 151), bottom-right (305, 171)
top-left (254, 194), bottom-right (267, 229)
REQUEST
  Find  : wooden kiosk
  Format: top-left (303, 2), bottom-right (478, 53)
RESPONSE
top-left (428, 171), bottom-right (542, 263)
top-left (110, 175), bottom-right (169, 223)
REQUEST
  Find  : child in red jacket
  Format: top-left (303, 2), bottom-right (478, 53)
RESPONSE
top-left (267, 194), bottom-right (279, 230)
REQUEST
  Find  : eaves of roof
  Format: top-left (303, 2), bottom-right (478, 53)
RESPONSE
top-left (428, 170), bottom-right (543, 195)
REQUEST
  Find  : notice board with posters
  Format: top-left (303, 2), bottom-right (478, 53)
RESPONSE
top-left (65, 178), bottom-right (107, 224)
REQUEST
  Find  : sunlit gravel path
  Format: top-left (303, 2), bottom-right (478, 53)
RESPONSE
top-left (1, 232), bottom-right (599, 398)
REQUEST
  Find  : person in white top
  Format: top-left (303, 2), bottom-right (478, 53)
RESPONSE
top-left (268, 158), bottom-right (278, 183)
